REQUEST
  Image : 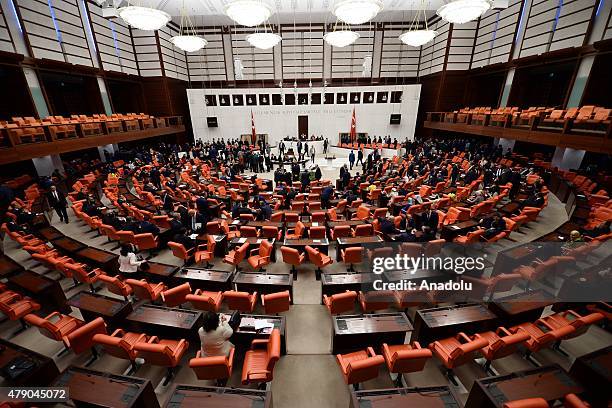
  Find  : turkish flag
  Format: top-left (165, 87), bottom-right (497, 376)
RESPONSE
top-left (251, 110), bottom-right (256, 144)
top-left (349, 107), bottom-right (357, 143)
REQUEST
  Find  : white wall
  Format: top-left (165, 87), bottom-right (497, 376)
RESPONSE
top-left (188, 85), bottom-right (421, 146)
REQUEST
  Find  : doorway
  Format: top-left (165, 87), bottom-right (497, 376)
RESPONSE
top-left (298, 115), bottom-right (308, 138)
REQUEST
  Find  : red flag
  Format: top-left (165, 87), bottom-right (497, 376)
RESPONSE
top-left (251, 110), bottom-right (256, 144)
top-left (349, 107), bottom-right (357, 143)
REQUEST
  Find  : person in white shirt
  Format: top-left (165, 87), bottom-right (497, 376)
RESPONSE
top-left (118, 245), bottom-right (144, 274)
top-left (198, 311), bottom-right (234, 357)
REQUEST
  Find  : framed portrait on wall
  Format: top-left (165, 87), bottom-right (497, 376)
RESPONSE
top-left (311, 93), bottom-right (322, 104)
top-left (350, 92), bottom-right (361, 104)
top-left (205, 95), bottom-right (217, 106)
top-left (285, 94), bottom-right (296, 105)
top-left (324, 93), bottom-right (334, 104)
top-left (219, 95), bottom-right (231, 106)
top-left (337, 93), bottom-right (347, 104)
top-left (298, 94), bottom-right (308, 105)
top-left (259, 94), bottom-right (270, 105)
top-left (377, 92), bottom-right (389, 103)
top-left (272, 94), bottom-right (283, 105)
top-left (363, 92), bottom-right (374, 103)
top-left (391, 91), bottom-right (403, 103)
top-left (233, 95), bottom-right (244, 106)
top-left (246, 95), bottom-right (257, 105)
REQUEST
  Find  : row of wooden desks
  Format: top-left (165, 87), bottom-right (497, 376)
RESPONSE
top-left (165, 385), bottom-right (271, 408)
top-left (0, 338), bottom-right (60, 387)
top-left (0, 254), bottom-right (24, 279)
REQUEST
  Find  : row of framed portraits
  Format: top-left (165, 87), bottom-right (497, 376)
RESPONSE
top-left (203, 91), bottom-right (403, 107)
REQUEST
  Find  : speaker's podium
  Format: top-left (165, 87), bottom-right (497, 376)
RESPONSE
top-left (338, 132), bottom-right (368, 144)
top-left (240, 134), bottom-right (268, 145)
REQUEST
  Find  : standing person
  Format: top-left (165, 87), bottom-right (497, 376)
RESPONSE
top-left (310, 145), bottom-right (316, 164)
top-left (357, 148), bottom-right (364, 166)
top-left (323, 138), bottom-right (328, 155)
top-left (297, 141), bottom-right (302, 161)
top-left (348, 150), bottom-right (355, 170)
top-left (118, 244), bottom-right (145, 276)
top-left (47, 185), bottom-right (69, 224)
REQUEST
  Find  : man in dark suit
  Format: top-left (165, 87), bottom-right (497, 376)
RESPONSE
top-left (161, 191), bottom-right (174, 212)
top-left (47, 185), bottom-right (69, 224)
top-left (420, 208), bottom-right (439, 233)
top-left (186, 209), bottom-right (206, 233)
top-left (138, 220), bottom-right (160, 235)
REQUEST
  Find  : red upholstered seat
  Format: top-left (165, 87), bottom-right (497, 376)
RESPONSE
top-left (241, 329), bottom-right (281, 385)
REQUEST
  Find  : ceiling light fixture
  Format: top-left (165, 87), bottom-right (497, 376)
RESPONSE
top-left (324, 29), bottom-right (360, 47)
top-left (399, 1), bottom-right (437, 47)
top-left (118, 3), bottom-right (170, 31)
top-left (226, 0), bottom-right (272, 27)
top-left (333, 0), bottom-right (383, 25)
top-left (247, 31), bottom-right (281, 49)
top-left (171, 0), bottom-right (207, 52)
top-left (437, 0), bottom-right (493, 24)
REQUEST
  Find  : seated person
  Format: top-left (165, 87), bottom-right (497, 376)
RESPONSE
top-left (482, 215), bottom-right (506, 239)
top-left (521, 192), bottom-right (544, 208)
top-left (581, 220), bottom-right (611, 238)
top-left (138, 220), bottom-right (160, 235)
top-left (172, 232), bottom-right (196, 250)
top-left (378, 216), bottom-right (399, 235)
top-left (198, 311), bottom-right (234, 357)
top-left (417, 225), bottom-right (436, 242)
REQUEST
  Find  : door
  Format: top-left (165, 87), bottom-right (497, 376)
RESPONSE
top-left (298, 115), bottom-right (308, 138)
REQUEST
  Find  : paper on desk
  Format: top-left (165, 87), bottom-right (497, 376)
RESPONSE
top-left (255, 321), bottom-right (274, 331)
top-left (312, 222), bottom-right (319, 226)
top-left (238, 237), bottom-right (247, 243)
top-left (189, 234), bottom-right (199, 240)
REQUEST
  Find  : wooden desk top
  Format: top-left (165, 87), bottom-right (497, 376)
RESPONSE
top-left (175, 268), bottom-right (232, 282)
top-left (165, 385), bottom-right (270, 408)
top-left (499, 243), bottom-right (543, 260)
top-left (221, 313), bottom-right (285, 335)
top-left (492, 290), bottom-right (556, 315)
top-left (52, 366), bottom-right (156, 408)
top-left (0, 255), bottom-right (23, 278)
top-left (145, 262), bottom-right (179, 278)
top-left (328, 220), bottom-right (366, 228)
top-left (76, 247), bottom-right (118, 264)
top-left (233, 272), bottom-right (293, 286)
top-left (352, 386), bottom-right (460, 408)
top-left (443, 219), bottom-right (478, 231)
top-left (417, 304), bottom-right (497, 328)
top-left (285, 221), bottom-right (326, 228)
top-left (337, 236), bottom-right (384, 245)
top-left (245, 221), bottom-right (283, 228)
top-left (570, 345), bottom-right (611, 384)
top-left (51, 236), bottom-right (87, 253)
top-left (0, 338), bottom-right (56, 376)
top-left (68, 292), bottom-right (132, 317)
top-left (8, 270), bottom-right (54, 292)
top-left (282, 237), bottom-right (330, 246)
top-left (334, 313), bottom-right (413, 335)
top-left (37, 226), bottom-right (64, 241)
top-left (230, 237), bottom-right (276, 245)
top-left (127, 304), bottom-right (202, 330)
top-left (322, 273), bottom-right (378, 285)
top-left (477, 364), bottom-right (583, 404)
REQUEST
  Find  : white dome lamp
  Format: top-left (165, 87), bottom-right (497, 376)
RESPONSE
top-left (246, 20), bottom-right (281, 50)
top-left (399, 1), bottom-right (437, 47)
top-left (171, 1), bottom-right (207, 53)
top-left (437, 0), bottom-right (493, 24)
top-left (226, 0), bottom-right (273, 27)
top-left (119, 1), bottom-right (171, 31)
top-left (333, 0), bottom-right (383, 25)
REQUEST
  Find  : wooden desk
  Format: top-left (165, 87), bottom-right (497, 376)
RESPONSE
top-left (321, 272), bottom-right (377, 298)
top-left (488, 289), bottom-right (556, 326)
top-left (350, 386), bottom-right (460, 408)
top-left (332, 313), bottom-right (413, 354)
top-left (221, 313), bottom-right (287, 355)
top-left (67, 291), bottom-right (133, 324)
top-left (126, 304), bottom-right (203, 342)
top-left (142, 262), bottom-right (178, 283)
top-left (7, 270), bottom-right (68, 314)
top-left (75, 247), bottom-right (118, 273)
top-left (245, 220), bottom-right (283, 229)
top-left (52, 366), bottom-right (159, 408)
top-left (165, 385), bottom-right (270, 408)
top-left (440, 220), bottom-right (479, 241)
top-left (282, 237), bottom-right (329, 254)
top-left (37, 226), bottom-right (64, 241)
top-left (51, 236), bottom-right (87, 253)
top-left (465, 364), bottom-right (583, 408)
top-left (498, 202), bottom-right (521, 216)
top-left (0, 255), bottom-right (24, 278)
top-left (327, 220), bottom-right (366, 228)
top-left (229, 237), bottom-right (277, 261)
top-left (336, 236), bottom-right (384, 261)
top-left (414, 304), bottom-right (498, 344)
top-left (233, 272), bottom-right (293, 301)
top-left (172, 268), bottom-right (232, 291)
top-left (492, 243), bottom-right (555, 276)
top-left (568, 345), bottom-right (611, 405)
top-left (196, 234), bottom-right (228, 257)
top-left (0, 338), bottom-right (60, 386)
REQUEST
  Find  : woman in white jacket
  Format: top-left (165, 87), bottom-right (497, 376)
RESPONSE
top-left (198, 311), bottom-right (234, 357)
top-left (118, 245), bottom-right (144, 274)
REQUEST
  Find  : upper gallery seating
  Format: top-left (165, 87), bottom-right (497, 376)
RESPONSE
top-left (427, 105), bottom-right (612, 137)
top-left (0, 113), bottom-right (179, 147)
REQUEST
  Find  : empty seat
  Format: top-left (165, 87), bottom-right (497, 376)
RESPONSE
top-left (429, 332), bottom-right (488, 373)
top-left (223, 242), bottom-right (249, 271)
top-left (247, 240), bottom-right (273, 272)
top-left (125, 279), bottom-right (167, 301)
top-left (161, 283), bottom-right (192, 307)
top-left (241, 329), bottom-right (281, 385)
top-left (133, 337), bottom-right (189, 385)
top-left (323, 290), bottom-right (357, 314)
top-left (223, 290), bottom-right (257, 312)
top-left (93, 329), bottom-right (148, 371)
top-left (281, 246), bottom-right (306, 279)
top-left (382, 342), bottom-right (432, 386)
top-left (185, 290), bottom-right (223, 312)
top-left (336, 347), bottom-right (385, 389)
top-left (305, 245), bottom-right (333, 280)
top-left (477, 327), bottom-right (530, 372)
top-left (261, 291), bottom-right (291, 314)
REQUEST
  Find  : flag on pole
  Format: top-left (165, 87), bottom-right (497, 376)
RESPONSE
top-left (349, 107), bottom-right (357, 143)
top-left (251, 110), bottom-right (257, 144)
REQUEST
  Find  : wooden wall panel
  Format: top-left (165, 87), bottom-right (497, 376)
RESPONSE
top-left (185, 29), bottom-right (226, 82)
top-left (380, 24), bottom-right (419, 78)
top-left (331, 27), bottom-right (375, 79)
top-left (281, 26), bottom-right (323, 79)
